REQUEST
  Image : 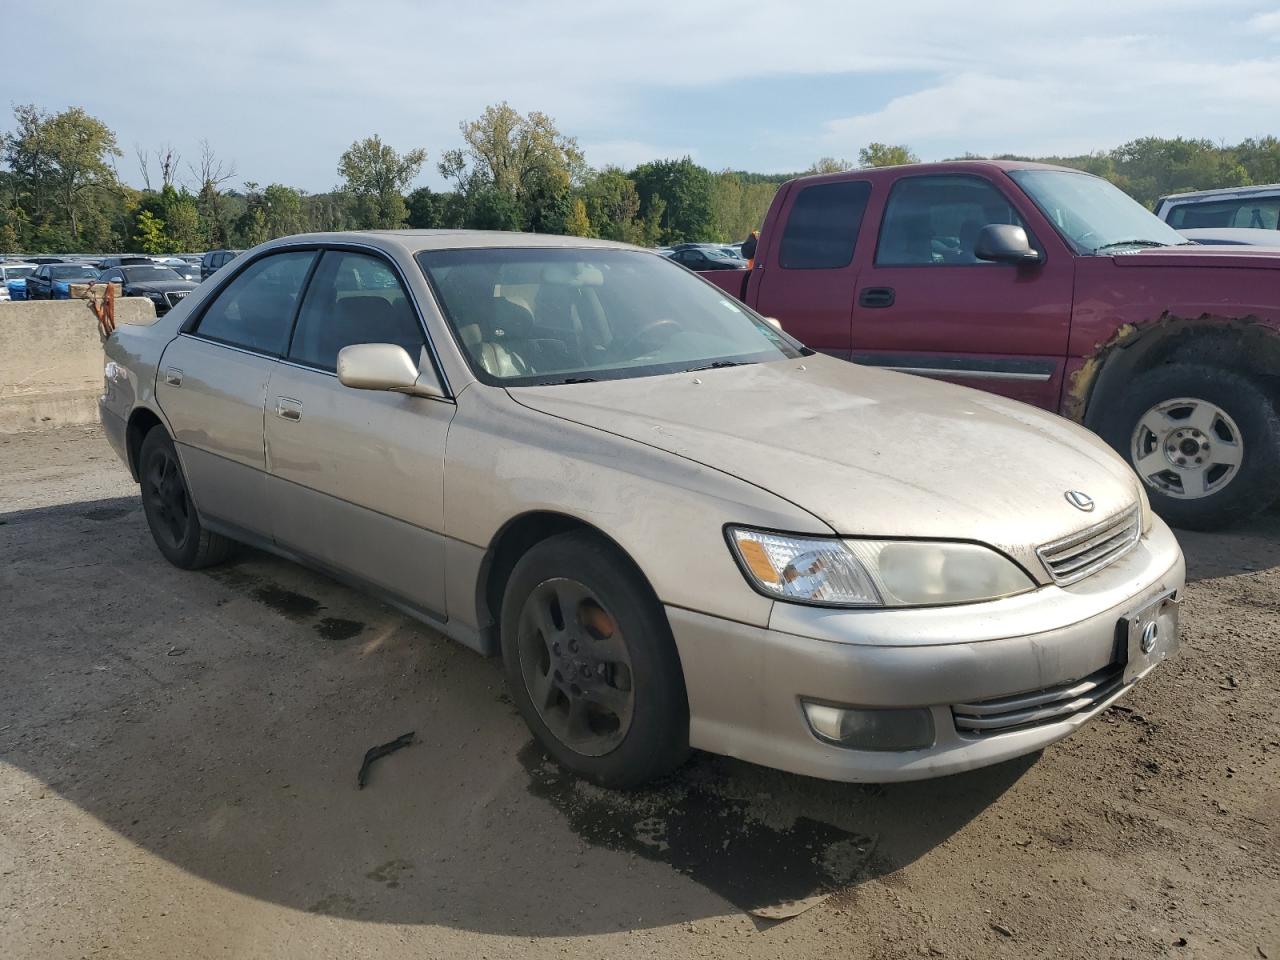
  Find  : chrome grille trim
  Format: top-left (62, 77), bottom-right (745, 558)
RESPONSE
top-left (165, 291), bottom-right (189, 307)
top-left (1037, 506), bottom-right (1141, 586)
top-left (952, 663), bottom-right (1125, 736)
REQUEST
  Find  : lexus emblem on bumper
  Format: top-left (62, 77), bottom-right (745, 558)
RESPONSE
top-left (1065, 490), bottom-right (1095, 512)
top-left (1141, 620), bottom-right (1159, 654)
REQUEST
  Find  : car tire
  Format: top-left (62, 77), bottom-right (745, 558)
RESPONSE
top-left (500, 530), bottom-right (690, 788)
top-left (138, 426), bottom-right (237, 569)
top-left (1100, 363), bottom-right (1280, 530)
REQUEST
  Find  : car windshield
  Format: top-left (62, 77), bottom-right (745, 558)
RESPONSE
top-left (49, 265), bottom-right (98, 280)
top-left (120, 265), bottom-right (182, 282)
top-left (417, 247), bottom-right (807, 386)
top-left (1009, 170), bottom-right (1190, 254)
top-left (4, 266), bottom-right (35, 279)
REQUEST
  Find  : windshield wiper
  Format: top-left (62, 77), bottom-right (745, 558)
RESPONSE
top-left (684, 360), bottom-right (752, 372)
top-left (550, 376), bottom-right (599, 384)
top-left (1094, 239), bottom-right (1171, 251)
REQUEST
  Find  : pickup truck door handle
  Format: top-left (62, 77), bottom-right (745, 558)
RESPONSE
top-left (164, 367), bottom-right (183, 387)
top-left (858, 286), bottom-right (896, 309)
top-left (275, 397), bottom-right (302, 422)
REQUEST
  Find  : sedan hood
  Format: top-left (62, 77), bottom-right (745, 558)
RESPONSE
top-left (508, 356), bottom-right (1142, 571)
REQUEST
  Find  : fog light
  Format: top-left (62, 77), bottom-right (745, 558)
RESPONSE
top-left (802, 701), bottom-right (935, 751)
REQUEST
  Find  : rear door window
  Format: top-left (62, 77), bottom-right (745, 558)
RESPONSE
top-left (193, 250), bottom-right (316, 355)
top-left (288, 250), bottom-right (424, 372)
top-left (777, 180), bottom-right (871, 269)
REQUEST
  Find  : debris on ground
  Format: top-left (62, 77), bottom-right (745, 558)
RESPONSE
top-left (356, 732), bottom-right (415, 789)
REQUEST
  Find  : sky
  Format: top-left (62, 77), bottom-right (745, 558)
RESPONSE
top-left (4, 0), bottom-right (1280, 193)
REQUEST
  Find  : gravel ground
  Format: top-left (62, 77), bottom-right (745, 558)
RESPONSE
top-left (1, 425), bottom-right (1277, 960)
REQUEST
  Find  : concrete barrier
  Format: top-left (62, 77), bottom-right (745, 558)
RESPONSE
top-left (0, 298), bottom-right (156, 433)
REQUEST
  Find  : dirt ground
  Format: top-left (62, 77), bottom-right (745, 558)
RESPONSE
top-left (1, 425), bottom-right (1277, 960)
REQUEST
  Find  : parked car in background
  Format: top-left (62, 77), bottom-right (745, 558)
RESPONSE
top-left (99, 263), bottom-right (198, 315)
top-left (0, 262), bottom-right (37, 301)
top-left (168, 262), bottom-right (202, 282)
top-left (98, 256), bottom-right (158, 270)
top-left (99, 230), bottom-right (1183, 787)
top-left (1156, 184), bottom-right (1280, 232)
top-left (669, 243), bottom-right (747, 271)
top-left (1179, 227), bottom-right (1280, 246)
top-left (27, 257), bottom-right (66, 265)
top-left (25, 262), bottom-right (100, 299)
top-left (200, 248), bottom-right (241, 280)
top-left (698, 160), bottom-right (1280, 530)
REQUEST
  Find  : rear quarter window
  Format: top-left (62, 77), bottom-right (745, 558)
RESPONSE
top-left (777, 180), bottom-right (871, 269)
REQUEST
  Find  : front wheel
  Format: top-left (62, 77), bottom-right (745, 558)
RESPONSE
top-left (500, 531), bottom-right (689, 788)
top-left (1101, 363), bottom-right (1280, 530)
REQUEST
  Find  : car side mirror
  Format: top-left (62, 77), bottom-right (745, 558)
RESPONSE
top-left (974, 224), bottom-right (1042, 265)
top-left (337, 343), bottom-right (444, 399)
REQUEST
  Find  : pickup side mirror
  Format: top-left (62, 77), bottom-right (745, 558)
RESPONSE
top-left (337, 343), bottom-right (444, 399)
top-left (974, 224), bottom-right (1042, 265)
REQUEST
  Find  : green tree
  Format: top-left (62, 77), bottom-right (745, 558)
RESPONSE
top-left (564, 197), bottom-right (592, 237)
top-left (466, 185), bottom-right (521, 231)
top-left (582, 167), bottom-right (644, 243)
top-left (1236, 136), bottom-right (1280, 186)
top-left (444, 103), bottom-right (583, 233)
top-left (2, 104), bottom-right (121, 245)
top-left (858, 143), bottom-right (918, 167)
top-left (133, 209), bottom-right (167, 253)
top-left (806, 157), bottom-right (854, 175)
top-left (261, 183), bottom-right (303, 238)
top-left (630, 157), bottom-right (715, 243)
top-left (406, 186), bottom-right (468, 229)
top-left (338, 135), bottom-right (427, 229)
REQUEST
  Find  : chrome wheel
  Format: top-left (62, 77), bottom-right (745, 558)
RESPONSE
top-left (515, 577), bottom-right (635, 757)
top-left (1130, 396), bottom-right (1244, 500)
top-left (143, 445), bottom-right (191, 550)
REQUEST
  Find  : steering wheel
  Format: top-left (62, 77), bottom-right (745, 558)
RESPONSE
top-left (613, 318), bottom-right (683, 359)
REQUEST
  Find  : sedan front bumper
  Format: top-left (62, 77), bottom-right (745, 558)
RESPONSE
top-left (669, 517), bottom-right (1185, 782)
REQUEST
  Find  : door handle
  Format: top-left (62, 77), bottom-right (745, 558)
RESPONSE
top-left (858, 286), bottom-right (896, 309)
top-left (276, 397), bottom-right (302, 422)
top-left (164, 367), bottom-right (183, 387)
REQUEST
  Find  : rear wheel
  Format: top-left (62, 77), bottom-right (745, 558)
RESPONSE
top-left (138, 426), bottom-right (236, 569)
top-left (1101, 363), bottom-right (1280, 530)
top-left (500, 531), bottom-right (689, 788)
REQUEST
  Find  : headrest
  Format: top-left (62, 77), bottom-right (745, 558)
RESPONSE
top-left (486, 298), bottom-right (534, 340)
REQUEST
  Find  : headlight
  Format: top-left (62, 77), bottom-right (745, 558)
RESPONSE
top-left (727, 527), bottom-right (1035, 608)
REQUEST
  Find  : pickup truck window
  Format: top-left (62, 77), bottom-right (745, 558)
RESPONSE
top-left (778, 180), bottom-right (870, 269)
top-left (876, 175), bottom-right (1026, 266)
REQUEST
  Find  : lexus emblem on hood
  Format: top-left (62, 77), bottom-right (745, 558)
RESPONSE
top-left (1065, 490), bottom-right (1095, 512)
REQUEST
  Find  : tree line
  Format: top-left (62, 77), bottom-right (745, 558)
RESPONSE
top-left (3, 101), bottom-right (1279, 255)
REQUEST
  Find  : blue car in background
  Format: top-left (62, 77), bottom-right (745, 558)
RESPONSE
top-left (24, 263), bottom-right (99, 300)
top-left (1, 262), bottom-right (37, 301)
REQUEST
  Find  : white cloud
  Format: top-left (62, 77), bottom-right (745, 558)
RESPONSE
top-left (1249, 9), bottom-right (1280, 34)
top-left (2, 0), bottom-right (1278, 185)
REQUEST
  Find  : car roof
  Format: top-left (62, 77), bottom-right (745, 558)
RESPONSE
top-left (1157, 183), bottom-right (1280, 204)
top-left (783, 158), bottom-right (1085, 190)
top-left (256, 229), bottom-right (644, 257)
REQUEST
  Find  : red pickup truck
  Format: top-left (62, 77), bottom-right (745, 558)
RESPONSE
top-left (700, 160), bottom-right (1280, 530)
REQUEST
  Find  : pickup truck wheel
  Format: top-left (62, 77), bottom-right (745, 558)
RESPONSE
top-left (138, 426), bottom-right (237, 569)
top-left (500, 530), bottom-right (689, 788)
top-left (1103, 364), bottom-right (1280, 530)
